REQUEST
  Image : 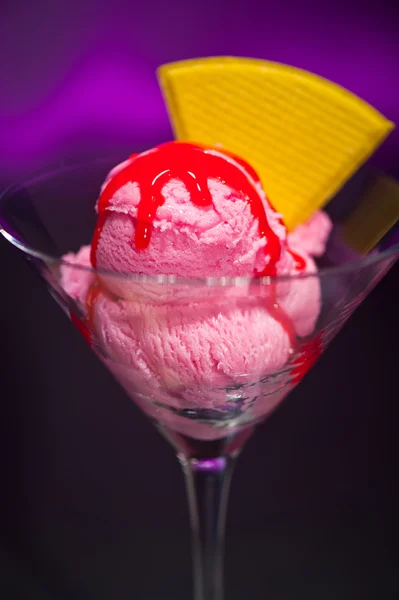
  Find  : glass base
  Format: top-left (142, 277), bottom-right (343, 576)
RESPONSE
top-left (158, 424), bottom-right (255, 459)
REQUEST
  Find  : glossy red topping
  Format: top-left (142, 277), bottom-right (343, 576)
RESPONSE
top-left (70, 311), bottom-right (92, 346)
top-left (291, 332), bottom-right (324, 383)
top-left (86, 280), bottom-right (102, 333)
top-left (288, 249), bottom-right (307, 271)
top-left (91, 141), bottom-right (284, 275)
top-left (69, 280), bottom-right (102, 348)
top-left (89, 142), bottom-right (307, 346)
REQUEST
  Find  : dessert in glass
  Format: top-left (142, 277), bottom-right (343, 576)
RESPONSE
top-left (0, 58), bottom-right (397, 600)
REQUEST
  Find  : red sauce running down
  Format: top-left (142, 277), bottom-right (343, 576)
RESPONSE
top-left (288, 249), bottom-right (307, 271)
top-left (91, 141), bottom-right (283, 274)
top-left (69, 281), bottom-right (102, 348)
top-left (86, 281), bottom-right (102, 333)
top-left (90, 141), bottom-right (307, 347)
top-left (70, 311), bottom-right (92, 346)
top-left (291, 332), bottom-right (324, 383)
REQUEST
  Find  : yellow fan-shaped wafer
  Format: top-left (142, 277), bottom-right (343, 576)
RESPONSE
top-left (158, 57), bottom-right (394, 230)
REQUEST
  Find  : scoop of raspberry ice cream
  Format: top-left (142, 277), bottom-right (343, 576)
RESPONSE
top-left (60, 143), bottom-right (332, 439)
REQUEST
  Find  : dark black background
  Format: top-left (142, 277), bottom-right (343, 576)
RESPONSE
top-left (0, 228), bottom-right (398, 599)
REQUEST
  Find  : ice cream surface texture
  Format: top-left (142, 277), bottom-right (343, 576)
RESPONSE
top-left (92, 142), bottom-right (298, 278)
top-left (61, 142), bottom-right (331, 438)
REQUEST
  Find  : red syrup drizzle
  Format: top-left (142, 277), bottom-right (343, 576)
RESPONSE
top-left (91, 142), bottom-right (282, 267)
top-left (90, 141), bottom-right (307, 347)
top-left (291, 331), bottom-right (324, 384)
top-left (274, 214), bottom-right (307, 272)
top-left (86, 279), bottom-right (102, 333)
top-left (70, 310), bottom-right (92, 346)
top-left (69, 279), bottom-right (102, 348)
top-left (288, 250), bottom-right (307, 271)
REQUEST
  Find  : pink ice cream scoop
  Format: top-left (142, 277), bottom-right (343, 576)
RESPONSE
top-left (92, 142), bottom-right (291, 278)
top-left (61, 142), bottom-right (331, 439)
top-left (61, 246), bottom-right (94, 305)
top-left (288, 210), bottom-right (333, 257)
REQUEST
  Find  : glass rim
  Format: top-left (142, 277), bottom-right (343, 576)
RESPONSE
top-left (1, 158), bottom-right (399, 287)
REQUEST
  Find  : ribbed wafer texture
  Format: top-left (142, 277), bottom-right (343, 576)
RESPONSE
top-left (158, 57), bottom-right (394, 230)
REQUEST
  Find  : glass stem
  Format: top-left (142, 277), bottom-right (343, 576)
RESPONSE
top-left (179, 453), bottom-right (237, 600)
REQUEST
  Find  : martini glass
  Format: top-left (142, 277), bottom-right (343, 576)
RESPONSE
top-left (0, 157), bottom-right (398, 600)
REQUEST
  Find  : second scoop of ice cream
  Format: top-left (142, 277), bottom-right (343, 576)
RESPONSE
top-left (77, 144), bottom-right (322, 391)
top-left (61, 142), bottom-right (330, 432)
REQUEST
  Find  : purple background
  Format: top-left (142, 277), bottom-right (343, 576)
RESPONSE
top-left (1, 0), bottom-right (398, 179)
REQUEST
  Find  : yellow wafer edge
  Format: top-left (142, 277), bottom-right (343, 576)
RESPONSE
top-left (340, 174), bottom-right (399, 254)
top-left (158, 57), bottom-right (394, 230)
